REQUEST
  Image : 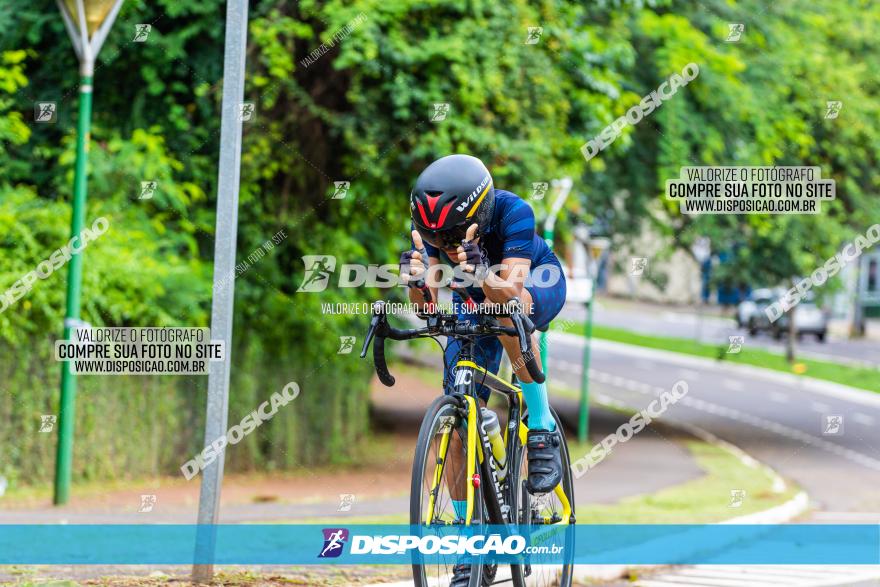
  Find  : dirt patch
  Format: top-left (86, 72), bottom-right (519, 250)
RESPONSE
top-left (0, 566), bottom-right (412, 586)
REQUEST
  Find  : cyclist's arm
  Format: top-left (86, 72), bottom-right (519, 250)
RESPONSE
top-left (480, 257), bottom-right (530, 304)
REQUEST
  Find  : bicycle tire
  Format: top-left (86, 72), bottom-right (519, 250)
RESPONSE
top-left (509, 406), bottom-right (576, 587)
top-left (411, 395), bottom-right (484, 587)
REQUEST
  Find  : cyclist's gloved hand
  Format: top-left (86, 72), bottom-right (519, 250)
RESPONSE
top-left (456, 223), bottom-right (489, 284)
top-left (400, 230), bottom-right (427, 288)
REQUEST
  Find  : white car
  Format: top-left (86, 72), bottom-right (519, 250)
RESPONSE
top-left (772, 300), bottom-right (829, 342)
top-left (736, 288), bottom-right (777, 334)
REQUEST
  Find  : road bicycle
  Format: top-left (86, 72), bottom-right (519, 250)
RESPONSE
top-left (361, 294), bottom-right (576, 587)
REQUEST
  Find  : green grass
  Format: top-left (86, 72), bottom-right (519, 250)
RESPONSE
top-left (568, 438), bottom-right (798, 523)
top-left (554, 321), bottom-right (880, 393)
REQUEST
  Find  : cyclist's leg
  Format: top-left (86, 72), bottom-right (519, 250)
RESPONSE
top-left (521, 274), bottom-right (567, 429)
top-left (443, 316), bottom-right (504, 520)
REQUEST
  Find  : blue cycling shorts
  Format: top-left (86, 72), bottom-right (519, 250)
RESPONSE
top-left (443, 265), bottom-right (567, 402)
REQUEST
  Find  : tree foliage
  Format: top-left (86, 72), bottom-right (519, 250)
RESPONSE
top-left (1, 0), bottom-right (878, 482)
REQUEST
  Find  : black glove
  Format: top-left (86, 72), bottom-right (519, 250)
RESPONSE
top-left (460, 239), bottom-right (489, 283)
top-left (400, 250), bottom-right (422, 288)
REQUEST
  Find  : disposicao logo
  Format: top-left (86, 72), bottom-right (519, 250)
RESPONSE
top-left (318, 528), bottom-right (349, 558)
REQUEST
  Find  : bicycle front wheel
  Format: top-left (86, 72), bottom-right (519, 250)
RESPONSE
top-left (411, 395), bottom-right (484, 587)
top-left (510, 406), bottom-right (576, 587)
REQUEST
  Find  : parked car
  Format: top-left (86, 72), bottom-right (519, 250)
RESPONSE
top-left (736, 288), bottom-right (777, 335)
top-left (771, 300), bottom-right (829, 342)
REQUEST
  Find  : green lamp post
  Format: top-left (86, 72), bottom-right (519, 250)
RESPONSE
top-left (539, 178), bottom-right (573, 374)
top-left (578, 236), bottom-right (609, 443)
top-left (53, 0), bottom-right (125, 505)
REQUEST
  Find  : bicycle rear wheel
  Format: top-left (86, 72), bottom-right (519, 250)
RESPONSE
top-left (411, 395), bottom-right (484, 587)
top-left (510, 406), bottom-right (576, 587)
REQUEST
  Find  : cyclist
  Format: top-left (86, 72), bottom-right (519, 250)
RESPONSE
top-left (400, 154), bottom-right (567, 500)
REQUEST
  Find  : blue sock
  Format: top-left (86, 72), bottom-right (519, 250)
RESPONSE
top-left (452, 500), bottom-right (468, 520)
top-left (521, 380), bottom-right (556, 431)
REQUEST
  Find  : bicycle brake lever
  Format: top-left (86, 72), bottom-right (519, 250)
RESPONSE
top-left (360, 301), bottom-right (387, 358)
top-left (360, 315), bottom-right (379, 358)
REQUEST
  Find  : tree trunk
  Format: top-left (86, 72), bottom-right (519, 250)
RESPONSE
top-left (786, 303), bottom-right (797, 363)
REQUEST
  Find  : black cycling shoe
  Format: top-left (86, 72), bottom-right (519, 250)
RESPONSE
top-left (450, 562), bottom-right (495, 586)
top-left (526, 428), bottom-right (563, 494)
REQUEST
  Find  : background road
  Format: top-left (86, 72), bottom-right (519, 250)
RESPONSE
top-left (546, 329), bottom-right (880, 519)
top-left (560, 300), bottom-right (880, 368)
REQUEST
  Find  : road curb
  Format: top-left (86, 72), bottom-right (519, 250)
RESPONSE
top-left (568, 416), bottom-right (810, 583)
top-left (551, 331), bottom-right (880, 409)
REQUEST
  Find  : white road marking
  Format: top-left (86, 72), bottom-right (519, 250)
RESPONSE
top-left (587, 368), bottom-right (880, 471)
top-left (810, 511), bottom-right (880, 522)
top-left (853, 412), bottom-right (875, 426)
top-left (679, 369), bottom-right (701, 380)
top-left (810, 401), bottom-right (831, 413)
top-left (769, 392), bottom-right (789, 403)
top-left (636, 565), bottom-right (880, 587)
top-left (722, 379), bottom-right (745, 391)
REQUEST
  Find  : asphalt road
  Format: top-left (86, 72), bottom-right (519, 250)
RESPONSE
top-left (546, 326), bottom-right (880, 585)
top-left (546, 330), bottom-right (880, 518)
top-left (560, 301), bottom-right (880, 368)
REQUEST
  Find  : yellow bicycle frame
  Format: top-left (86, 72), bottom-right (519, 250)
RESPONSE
top-left (424, 359), bottom-right (572, 526)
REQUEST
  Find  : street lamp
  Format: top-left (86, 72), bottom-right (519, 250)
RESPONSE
top-left (578, 236), bottom-right (609, 444)
top-left (539, 177), bottom-right (573, 374)
top-left (53, 0), bottom-right (125, 505)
